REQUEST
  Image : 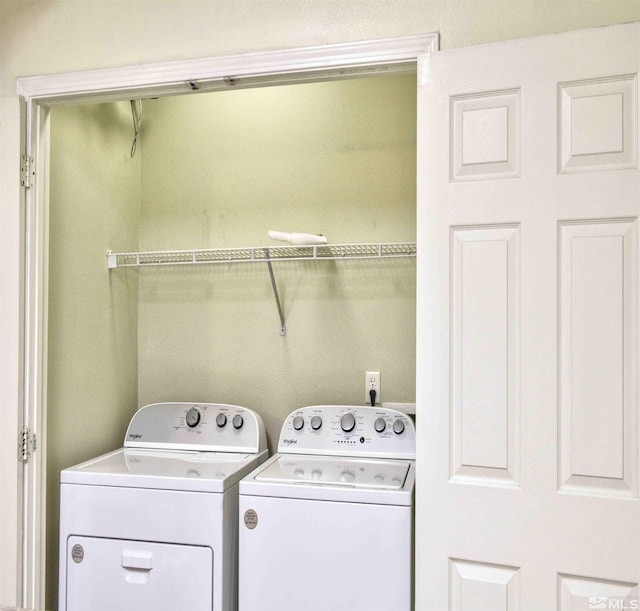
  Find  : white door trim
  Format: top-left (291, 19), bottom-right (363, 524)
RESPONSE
top-left (17, 34), bottom-right (437, 103)
top-left (15, 32), bottom-right (438, 608)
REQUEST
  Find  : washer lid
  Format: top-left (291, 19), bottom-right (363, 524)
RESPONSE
top-left (61, 447), bottom-right (268, 493)
top-left (256, 454), bottom-right (410, 489)
top-left (240, 453), bottom-right (415, 506)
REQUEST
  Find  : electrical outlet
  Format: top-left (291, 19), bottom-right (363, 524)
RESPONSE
top-left (365, 371), bottom-right (381, 405)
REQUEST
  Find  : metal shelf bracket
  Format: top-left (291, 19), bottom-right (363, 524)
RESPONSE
top-left (264, 248), bottom-right (286, 336)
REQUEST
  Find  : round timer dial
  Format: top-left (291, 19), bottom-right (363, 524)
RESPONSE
top-left (186, 407), bottom-right (201, 428)
top-left (392, 418), bottom-right (405, 435)
top-left (340, 412), bottom-right (356, 432)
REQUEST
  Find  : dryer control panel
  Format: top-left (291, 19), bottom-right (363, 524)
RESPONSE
top-left (278, 405), bottom-right (415, 459)
top-left (124, 402), bottom-right (267, 453)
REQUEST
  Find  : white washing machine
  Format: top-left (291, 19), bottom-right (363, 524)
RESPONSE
top-left (238, 405), bottom-right (415, 611)
top-left (59, 402), bottom-right (268, 611)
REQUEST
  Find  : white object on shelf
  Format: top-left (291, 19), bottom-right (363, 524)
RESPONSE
top-left (268, 230), bottom-right (328, 245)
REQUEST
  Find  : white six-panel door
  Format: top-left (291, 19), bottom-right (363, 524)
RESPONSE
top-left (417, 23), bottom-right (640, 610)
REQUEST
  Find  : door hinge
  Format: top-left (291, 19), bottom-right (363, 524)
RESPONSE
top-left (20, 154), bottom-right (34, 188)
top-left (19, 426), bottom-right (36, 462)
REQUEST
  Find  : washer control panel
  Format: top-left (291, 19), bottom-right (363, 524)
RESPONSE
top-left (124, 402), bottom-right (267, 453)
top-left (278, 405), bottom-right (415, 459)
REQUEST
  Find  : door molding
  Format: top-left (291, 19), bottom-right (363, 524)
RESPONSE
top-left (15, 32), bottom-right (438, 608)
top-left (17, 34), bottom-right (437, 103)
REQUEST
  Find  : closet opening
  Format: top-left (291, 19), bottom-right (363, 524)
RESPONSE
top-left (16, 33), bottom-right (437, 609)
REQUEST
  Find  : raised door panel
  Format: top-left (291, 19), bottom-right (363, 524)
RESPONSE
top-left (558, 574), bottom-right (639, 610)
top-left (559, 219), bottom-right (638, 497)
top-left (559, 75), bottom-right (637, 173)
top-left (451, 90), bottom-right (521, 181)
top-left (450, 559), bottom-right (520, 611)
top-left (450, 225), bottom-right (520, 486)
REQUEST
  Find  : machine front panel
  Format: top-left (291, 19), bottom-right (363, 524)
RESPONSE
top-left (65, 536), bottom-right (213, 611)
top-left (238, 494), bottom-right (412, 611)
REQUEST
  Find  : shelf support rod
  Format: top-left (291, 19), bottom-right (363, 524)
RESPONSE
top-left (264, 248), bottom-right (286, 336)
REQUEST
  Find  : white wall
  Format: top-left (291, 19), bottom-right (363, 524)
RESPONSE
top-left (3, 0), bottom-right (640, 606)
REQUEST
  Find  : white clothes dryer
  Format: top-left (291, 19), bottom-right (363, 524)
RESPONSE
top-left (238, 405), bottom-right (415, 611)
top-left (59, 402), bottom-right (268, 611)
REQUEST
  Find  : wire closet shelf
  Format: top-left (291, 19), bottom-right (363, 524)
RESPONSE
top-left (106, 242), bottom-right (417, 269)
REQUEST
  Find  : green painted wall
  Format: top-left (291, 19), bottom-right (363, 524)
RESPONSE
top-left (47, 101), bottom-right (140, 608)
top-left (46, 74), bottom-right (415, 607)
top-left (137, 74), bottom-right (417, 448)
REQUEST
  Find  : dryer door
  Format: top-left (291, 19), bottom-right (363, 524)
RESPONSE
top-left (64, 536), bottom-right (213, 611)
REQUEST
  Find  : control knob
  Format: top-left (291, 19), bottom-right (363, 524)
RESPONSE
top-left (232, 414), bottom-right (244, 430)
top-left (340, 412), bottom-right (356, 432)
top-left (340, 470), bottom-right (355, 483)
top-left (292, 415), bottom-right (304, 431)
top-left (392, 418), bottom-right (405, 435)
top-left (186, 407), bottom-right (201, 428)
top-left (374, 417), bottom-right (386, 433)
top-left (216, 413), bottom-right (227, 428)
top-left (310, 415), bottom-right (322, 430)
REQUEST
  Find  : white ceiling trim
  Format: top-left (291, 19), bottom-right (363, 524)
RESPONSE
top-left (16, 33), bottom-right (438, 104)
